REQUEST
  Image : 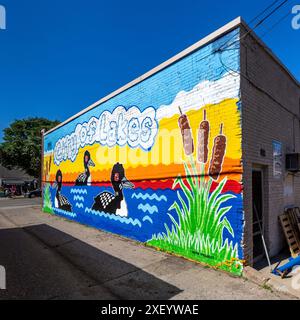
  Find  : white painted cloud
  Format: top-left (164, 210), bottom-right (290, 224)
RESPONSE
top-left (156, 72), bottom-right (240, 120)
top-left (53, 106), bottom-right (158, 165)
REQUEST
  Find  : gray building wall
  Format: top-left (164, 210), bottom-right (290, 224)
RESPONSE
top-left (240, 26), bottom-right (300, 264)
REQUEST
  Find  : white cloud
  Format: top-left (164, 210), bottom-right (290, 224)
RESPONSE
top-left (156, 72), bottom-right (240, 120)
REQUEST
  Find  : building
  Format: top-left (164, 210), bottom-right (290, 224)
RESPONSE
top-left (42, 17), bottom-right (300, 275)
top-left (0, 165), bottom-right (35, 195)
top-left (240, 21), bottom-right (300, 264)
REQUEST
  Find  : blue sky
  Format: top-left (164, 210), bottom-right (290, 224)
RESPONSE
top-left (44, 29), bottom-right (240, 152)
top-left (0, 0), bottom-right (299, 140)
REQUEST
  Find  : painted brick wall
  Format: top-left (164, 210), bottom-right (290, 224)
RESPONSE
top-left (240, 26), bottom-right (300, 263)
top-left (43, 27), bottom-right (245, 275)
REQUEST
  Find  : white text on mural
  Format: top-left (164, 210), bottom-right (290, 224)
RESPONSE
top-left (54, 106), bottom-right (158, 165)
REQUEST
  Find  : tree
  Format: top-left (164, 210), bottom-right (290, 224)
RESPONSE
top-left (0, 118), bottom-right (60, 178)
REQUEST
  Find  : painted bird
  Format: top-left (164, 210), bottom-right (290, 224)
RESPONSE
top-left (75, 150), bottom-right (95, 186)
top-left (92, 163), bottom-right (134, 217)
top-left (53, 170), bottom-right (72, 212)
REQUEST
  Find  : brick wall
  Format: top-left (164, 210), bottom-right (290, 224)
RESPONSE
top-left (240, 26), bottom-right (300, 263)
top-left (43, 27), bottom-right (245, 274)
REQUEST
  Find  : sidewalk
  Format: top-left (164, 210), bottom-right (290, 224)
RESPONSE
top-left (0, 200), bottom-right (296, 300)
top-left (250, 252), bottom-right (300, 299)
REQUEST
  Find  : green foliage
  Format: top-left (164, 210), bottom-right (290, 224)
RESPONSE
top-left (147, 158), bottom-right (242, 275)
top-left (43, 183), bottom-right (53, 214)
top-left (170, 161), bottom-right (236, 243)
top-left (150, 230), bottom-right (238, 261)
top-left (0, 118), bottom-right (60, 177)
top-left (149, 233), bottom-right (241, 274)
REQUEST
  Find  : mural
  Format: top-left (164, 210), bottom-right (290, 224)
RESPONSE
top-left (43, 28), bottom-right (244, 275)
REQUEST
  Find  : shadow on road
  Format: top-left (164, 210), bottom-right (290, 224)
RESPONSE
top-left (0, 224), bottom-right (182, 300)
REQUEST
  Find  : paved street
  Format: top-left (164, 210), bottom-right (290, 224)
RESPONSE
top-left (0, 197), bottom-right (41, 208)
top-left (0, 198), bottom-right (294, 300)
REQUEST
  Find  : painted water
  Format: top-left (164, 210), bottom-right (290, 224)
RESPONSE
top-left (50, 185), bottom-right (243, 257)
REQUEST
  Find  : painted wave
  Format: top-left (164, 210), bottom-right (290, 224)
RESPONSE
top-left (70, 188), bottom-right (87, 195)
top-left (137, 203), bottom-right (158, 214)
top-left (73, 195), bottom-right (85, 202)
top-left (54, 208), bottom-right (77, 218)
top-left (75, 202), bottom-right (84, 208)
top-left (142, 215), bottom-right (153, 224)
top-left (85, 207), bottom-right (142, 228)
top-left (49, 186), bottom-right (243, 254)
top-left (131, 192), bottom-right (167, 202)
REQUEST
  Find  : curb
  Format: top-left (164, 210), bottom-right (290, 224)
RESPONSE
top-left (243, 266), bottom-right (270, 286)
top-left (243, 266), bottom-right (299, 299)
top-left (266, 276), bottom-right (300, 299)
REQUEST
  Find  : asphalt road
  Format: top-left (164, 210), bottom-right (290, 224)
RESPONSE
top-left (0, 198), bottom-right (294, 300)
top-left (0, 197), bottom-right (41, 209)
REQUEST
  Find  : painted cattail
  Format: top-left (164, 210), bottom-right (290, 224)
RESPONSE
top-left (209, 124), bottom-right (226, 180)
top-left (49, 155), bottom-right (52, 173)
top-left (178, 107), bottom-right (194, 156)
top-left (44, 155), bottom-right (52, 182)
top-left (197, 109), bottom-right (209, 163)
top-left (44, 160), bottom-right (48, 182)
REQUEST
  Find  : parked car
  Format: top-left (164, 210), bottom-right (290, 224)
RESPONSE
top-left (24, 189), bottom-right (42, 198)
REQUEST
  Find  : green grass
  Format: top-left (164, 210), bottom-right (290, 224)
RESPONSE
top-left (147, 157), bottom-right (243, 275)
top-left (148, 232), bottom-right (241, 274)
top-left (261, 283), bottom-right (273, 292)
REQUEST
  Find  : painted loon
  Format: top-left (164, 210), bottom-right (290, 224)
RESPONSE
top-left (92, 163), bottom-right (134, 217)
top-left (53, 170), bottom-right (72, 212)
top-left (75, 150), bottom-right (95, 186)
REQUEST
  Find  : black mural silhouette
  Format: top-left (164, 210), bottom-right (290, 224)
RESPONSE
top-left (54, 170), bottom-right (72, 212)
top-left (75, 150), bottom-right (95, 186)
top-left (92, 163), bottom-right (134, 216)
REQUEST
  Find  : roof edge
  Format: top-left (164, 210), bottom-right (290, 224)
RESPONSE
top-left (44, 16), bottom-right (242, 136)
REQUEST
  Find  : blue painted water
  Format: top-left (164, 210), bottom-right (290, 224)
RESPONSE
top-left (50, 186), bottom-right (244, 258)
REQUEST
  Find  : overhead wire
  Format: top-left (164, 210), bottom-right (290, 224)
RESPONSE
top-left (217, 0), bottom-right (290, 52)
top-left (217, 0), bottom-right (285, 51)
top-left (217, 11), bottom-right (300, 121)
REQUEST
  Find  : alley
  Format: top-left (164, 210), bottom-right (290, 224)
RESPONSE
top-left (0, 199), bottom-right (293, 300)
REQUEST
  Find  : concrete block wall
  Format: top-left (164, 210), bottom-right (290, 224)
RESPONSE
top-left (240, 26), bottom-right (300, 264)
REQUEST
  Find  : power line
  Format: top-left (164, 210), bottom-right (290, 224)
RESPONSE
top-left (248, 0), bottom-right (284, 25)
top-left (218, 0), bottom-right (284, 51)
top-left (217, 7), bottom-right (299, 120)
top-left (218, 0), bottom-right (289, 51)
top-left (196, 0), bottom-right (290, 65)
top-left (259, 9), bottom-right (291, 39)
top-left (249, 0), bottom-right (288, 30)
top-left (218, 5), bottom-right (293, 73)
